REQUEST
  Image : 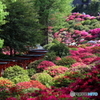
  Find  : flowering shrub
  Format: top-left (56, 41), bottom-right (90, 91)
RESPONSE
top-left (69, 67), bottom-right (100, 99)
top-left (71, 62), bottom-right (87, 67)
top-left (16, 80), bottom-right (46, 90)
top-left (0, 77), bottom-right (15, 100)
top-left (69, 63), bottom-right (91, 73)
top-left (91, 46), bottom-right (100, 54)
top-left (82, 57), bottom-right (96, 64)
top-left (56, 56), bottom-right (76, 67)
top-left (3, 65), bottom-right (30, 84)
top-left (44, 66), bottom-right (68, 77)
top-left (27, 59), bottom-right (44, 71)
top-left (66, 13), bottom-right (96, 21)
top-left (0, 77), bottom-right (15, 88)
top-left (19, 87), bottom-right (74, 100)
top-left (53, 74), bottom-right (75, 87)
top-left (78, 52), bottom-right (96, 59)
top-left (31, 73), bottom-right (53, 87)
top-left (91, 57), bottom-right (100, 63)
top-left (37, 60), bottom-right (56, 71)
top-left (70, 50), bottom-right (80, 56)
top-left (68, 56), bottom-right (82, 62)
top-left (53, 71), bottom-right (86, 87)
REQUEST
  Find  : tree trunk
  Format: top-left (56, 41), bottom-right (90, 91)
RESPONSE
top-left (9, 46), bottom-right (13, 56)
top-left (38, 10), bottom-right (49, 45)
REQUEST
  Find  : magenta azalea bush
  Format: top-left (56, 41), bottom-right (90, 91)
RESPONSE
top-left (66, 13), bottom-right (96, 21)
top-left (69, 64), bottom-right (100, 99)
top-left (37, 60), bottom-right (56, 71)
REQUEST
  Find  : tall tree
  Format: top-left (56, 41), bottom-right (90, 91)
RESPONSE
top-left (86, 0), bottom-right (100, 15)
top-left (0, 1), bottom-right (8, 26)
top-left (0, 0), bottom-right (43, 56)
top-left (0, 1), bottom-right (8, 48)
top-left (34, 0), bottom-right (74, 44)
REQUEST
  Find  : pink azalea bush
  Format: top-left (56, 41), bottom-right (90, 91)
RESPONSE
top-left (44, 66), bottom-right (68, 77)
top-left (71, 62), bottom-right (87, 67)
top-left (69, 65), bottom-right (100, 99)
top-left (78, 52), bottom-right (96, 59)
top-left (37, 60), bottom-right (56, 71)
top-left (82, 57), bottom-right (96, 64)
top-left (70, 56), bottom-right (82, 62)
top-left (66, 13), bottom-right (96, 21)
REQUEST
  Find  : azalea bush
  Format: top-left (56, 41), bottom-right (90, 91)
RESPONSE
top-left (27, 68), bottom-right (36, 77)
top-left (31, 73), bottom-right (53, 87)
top-left (91, 46), bottom-right (100, 54)
top-left (17, 87), bottom-right (73, 100)
top-left (70, 56), bottom-right (82, 62)
top-left (56, 56), bottom-right (76, 67)
top-left (44, 66), bottom-right (68, 77)
top-left (0, 77), bottom-right (15, 88)
top-left (27, 59), bottom-right (44, 71)
top-left (69, 67), bottom-right (100, 99)
top-left (53, 71), bottom-right (86, 87)
top-left (16, 80), bottom-right (46, 90)
top-left (0, 77), bottom-right (15, 100)
top-left (78, 52), bottom-right (96, 59)
top-left (37, 60), bottom-right (56, 71)
top-left (3, 65), bottom-right (30, 83)
top-left (69, 62), bottom-right (91, 73)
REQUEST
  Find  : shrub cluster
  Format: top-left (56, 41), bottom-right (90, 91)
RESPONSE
top-left (3, 65), bottom-right (30, 83)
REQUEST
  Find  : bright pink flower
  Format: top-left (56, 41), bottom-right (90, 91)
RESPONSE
top-left (80, 30), bottom-right (88, 36)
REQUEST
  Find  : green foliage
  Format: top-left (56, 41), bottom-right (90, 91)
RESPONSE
top-left (3, 65), bottom-right (30, 83)
top-left (33, 0), bottom-right (74, 44)
top-left (86, 0), bottom-right (100, 16)
top-left (27, 68), bottom-right (36, 77)
top-left (53, 71), bottom-right (86, 87)
top-left (0, 0), bottom-right (44, 55)
top-left (53, 76), bottom-right (74, 87)
top-left (73, 0), bottom-right (100, 16)
top-left (56, 56), bottom-right (76, 67)
top-left (34, 0), bottom-right (73, 27)
top-left (73, 24), bottom-right (85, 31)
top-left (95, 53), bottom-right (100, 57)
top-left (69, 47), bottom-right (78, 51)
top-left (31, 72), bottom-right (53, 87)
top-left (43, 51), bottom-right (57, 62)
top-left (0, 1), bottom-right (8, 26)
top-left (22, 87), bottom-right (39, 94)
top-left (46, 40), bottom-right (69, 57)
top-left (82, 20), bottom-right (91, 25)
top-left (43, 42), bottom-right (55, 50)
top-left (0, 39), bottom-right (4, 48)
